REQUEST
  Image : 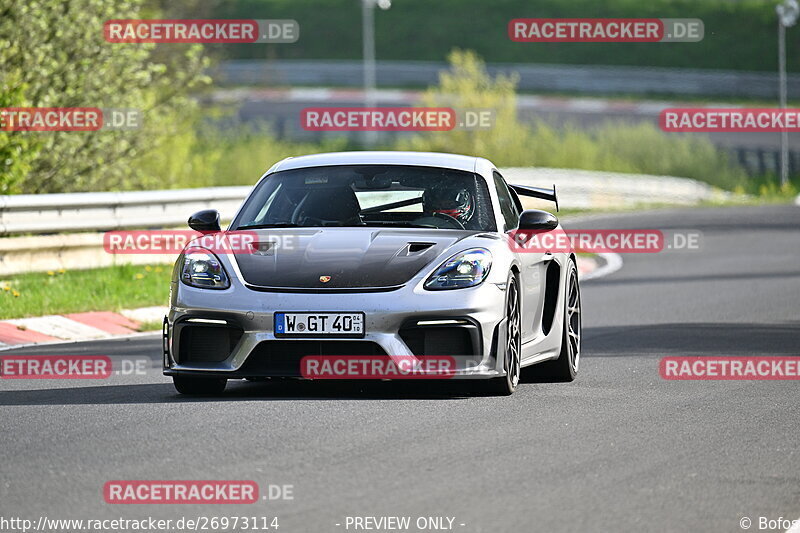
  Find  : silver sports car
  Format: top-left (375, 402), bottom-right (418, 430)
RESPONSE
top-left (163, 151), bottom-right (581, 396)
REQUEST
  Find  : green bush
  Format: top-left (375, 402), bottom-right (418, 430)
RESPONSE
top-left (530, 122), bottom-right (747, 190)
top-left (137, 122), bottom-right (348, 188)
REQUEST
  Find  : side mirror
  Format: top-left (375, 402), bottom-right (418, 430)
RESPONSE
top-left (188, 209), bottom-right (221, 233)
top-left (518, 209), bottom-right (558, 231)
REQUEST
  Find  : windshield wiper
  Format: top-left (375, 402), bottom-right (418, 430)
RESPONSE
top-left (236, 223), bottom-right (300, 229)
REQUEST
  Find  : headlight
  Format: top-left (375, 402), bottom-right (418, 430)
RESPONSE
top-left (180, 248), bottom-right (230, 289)
top-left (424, 248), bottom-right (492, 290)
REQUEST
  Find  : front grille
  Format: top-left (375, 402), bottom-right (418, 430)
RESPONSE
top-left (178, 324), bottom-right (243, 363)
top-left (240, 340), bottom-right (387, 376)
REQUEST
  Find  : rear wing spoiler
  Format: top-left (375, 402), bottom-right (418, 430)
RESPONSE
top-left (508, 184), bottom-right (559, 212)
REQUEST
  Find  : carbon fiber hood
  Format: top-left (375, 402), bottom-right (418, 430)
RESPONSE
top-left (234, 228), bottom-right (475, 289)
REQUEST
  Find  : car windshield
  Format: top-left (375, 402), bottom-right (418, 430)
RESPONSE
top-left (232, 165), bottom-right (497, 231)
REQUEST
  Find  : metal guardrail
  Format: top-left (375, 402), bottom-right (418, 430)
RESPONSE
top-left (0, 187), bottom-right (251, 235)
top-left (213, 60), bottom-right (800, 99)
top-left (725, 146), bottom-right (800, 177)
top-left (503, 168), bottom-right (728, 209)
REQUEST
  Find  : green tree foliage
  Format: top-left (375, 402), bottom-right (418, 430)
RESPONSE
top-left (0, 74), bottom-right (39, 193)
top-left (0, 0), bottom-right (210, 193)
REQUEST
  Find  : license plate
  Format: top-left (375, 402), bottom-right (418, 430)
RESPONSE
top-left (274, 312), bottom-right (365, 337)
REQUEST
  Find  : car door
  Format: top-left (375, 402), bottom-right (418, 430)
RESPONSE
top-left (492, 171), bottom-right (546, 345)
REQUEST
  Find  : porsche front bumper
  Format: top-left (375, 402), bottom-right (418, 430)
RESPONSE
top-left (163, 279), bottom-right (510, 380)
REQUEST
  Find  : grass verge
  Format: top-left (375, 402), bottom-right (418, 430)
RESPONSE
top-left (137, 319), bottom-right (166, 332)
top-left (0, 264), bottom-right (171, 320)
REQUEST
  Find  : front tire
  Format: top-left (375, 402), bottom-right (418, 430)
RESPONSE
top-left (173, 375), bottom-right (227, 395)
top-left (482, 272), bottom-right (521, 396)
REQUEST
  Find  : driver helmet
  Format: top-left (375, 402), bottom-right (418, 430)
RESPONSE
top-left (423, 186), bottom-right (475, 225)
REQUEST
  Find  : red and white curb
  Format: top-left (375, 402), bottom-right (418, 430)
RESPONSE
top-left (0, 307), bottom-right (167, 350)
top-left (579, 252), bottom-right (623, 281)
top-left (575, 254), bottom-right (597, 277)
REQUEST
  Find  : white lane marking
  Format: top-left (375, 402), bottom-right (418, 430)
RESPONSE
top-left (580, 252), bottom-right (622, 281)
top-left (786, 516), bottom-right (800, 533)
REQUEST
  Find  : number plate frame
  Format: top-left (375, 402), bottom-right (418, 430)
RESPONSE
top-left (274, 312), bottom-right (366, 338)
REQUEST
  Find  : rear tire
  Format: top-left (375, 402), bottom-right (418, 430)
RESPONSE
top-left (535, 258), bottom-right (581, 382)
top-left (173, 375), bottom-right (227, 395)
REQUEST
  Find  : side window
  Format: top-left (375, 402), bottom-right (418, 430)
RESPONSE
top-left (493, 171), bottom-right (520, 231)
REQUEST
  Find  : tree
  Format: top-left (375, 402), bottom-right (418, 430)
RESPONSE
top-left (0, 0), bottom-right (210, 193)
top-left (398, 49), bottom-right (538, 166)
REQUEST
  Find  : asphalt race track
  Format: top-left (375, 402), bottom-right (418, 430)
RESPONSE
top-left (1, 205), bottom-right (798, 533)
